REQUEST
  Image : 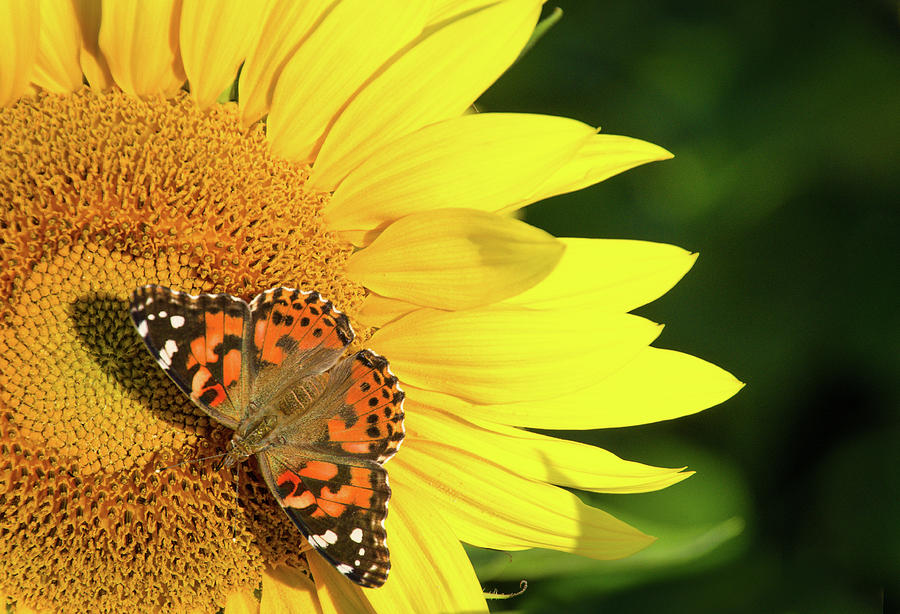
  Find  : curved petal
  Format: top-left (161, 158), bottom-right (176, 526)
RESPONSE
top-left (179, 1), bottom-right (269, 109)
top-left (224, 589), bottom-right (260, 614)
top-left (267, 1), bottom-right (429, 162)
top-left (72, 0), bottom-right (113, 89)
top-left (238, 1), bottom-right (325, 127)
top-left (325, 113), bottom-right (595, 245)
top-left (308, 556), bottom-right (375, 614)
top-left (428, 1), bottom-right (500, 24)
top-left (309, 0), bottom-right (542, 190)
top-left (370, 306), bottom-right (662, 404)
top-left (260, 565), bottom-right (321, 614)
top-left (0, 0), bottom-right (39, 106)
top-left (369, 479), bottom-right (488, 613)
top-left (503, 238), bottom-right (697, 313)
top-left (307, 481), bottom-right (488, 613)
top-left (354, 292), bottom-right (419, 329)
top-left (407, 408), bottom-right (692, 493)
top-left (32, 0), bottom-right (83, 93)
top-left (98, 0), bottom-right (185, 96)
top-left (405, 347), bottom-right (744, 429)
top-left (394, 443), bottom-right (655, 558)
top-left (344, 209), bottom-right (564, 310)
top-left (506, 134), bottom-right (673, 210)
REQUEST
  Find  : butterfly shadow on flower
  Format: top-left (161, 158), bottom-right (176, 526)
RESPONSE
top-left (68, 291), bottom-right (229, 435)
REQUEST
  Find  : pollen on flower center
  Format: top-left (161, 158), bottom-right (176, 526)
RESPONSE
top-left (0, 90), bottom-right (366, 613)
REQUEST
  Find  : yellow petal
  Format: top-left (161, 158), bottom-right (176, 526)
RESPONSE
top-left (354, 292), bottom-right (419, 329)
top-left (179, 1), bottom-right (269, 109)
top-left (224, 589), bottom-right (259, 614)
top-left (0, 0), bottom-right (39, 106)
top-left (369, 480), bottom-right (488, 613)
top-left (428, 1), bottom-right (500, 24)
top-left (325, 113), bottom-right (595, 245)
top-left (237, 1), bottom-right (326, 127)
top-left (72, 0), bottom-right (113, 89)
top-left (260, 565), bottom-right (321, 614)
top-left (32, 0), bottom-right (82, 93)
top-left (504, 238), bottom-right (697, 312)
top-left (308, 556), bottom-right (374, 614)
top-left (307, 484), bottom-right (488, 613)
top-left (345, 209), bottom-right (564, 310)
top-left (267, 1), bottom-right (429, 162)
top-left (406, 347), bottom-right (744, 429)
top-left (309, 0), bottom-right (542, 190)
top-left (395, 443), bottom-right (655, 558)
top-left (506, 134), bottom-right (674, 211)
top-left (98, 0), bottom-right (185, 96)
top-left (407, 408), bottom-right (692, 493)
top-left (370, 307), bottom-right (662, 404)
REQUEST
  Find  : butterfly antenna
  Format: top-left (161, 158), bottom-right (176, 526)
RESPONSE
top-left (154, 451), bottom-right (229, 473)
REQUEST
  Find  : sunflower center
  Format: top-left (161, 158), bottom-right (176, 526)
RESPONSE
top-left (0, 90), bottom-right (364, 612)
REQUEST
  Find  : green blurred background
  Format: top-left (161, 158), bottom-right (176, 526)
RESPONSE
top-left (472, 1), bottom-right (899, 612)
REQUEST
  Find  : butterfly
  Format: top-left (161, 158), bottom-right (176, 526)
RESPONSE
top-left (129, 285), bottom-right (405, 588)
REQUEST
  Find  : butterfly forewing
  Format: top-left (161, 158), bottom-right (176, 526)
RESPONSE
top-left (247, 287), bottom-right (354, 402)
top-left (130, 285), bottom-right (250, 428)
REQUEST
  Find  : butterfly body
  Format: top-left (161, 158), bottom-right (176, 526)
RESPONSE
top-left (130, 285), bottom-right (404, 588)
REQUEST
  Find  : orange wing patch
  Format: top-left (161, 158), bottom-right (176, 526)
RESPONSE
top-left (252, 288), bottom-right (353, 366)
top-left (276, 463), bottom-right (380, 519)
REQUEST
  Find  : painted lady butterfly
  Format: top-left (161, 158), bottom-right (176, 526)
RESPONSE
top-left (129, 285), bottom-right (404, 588)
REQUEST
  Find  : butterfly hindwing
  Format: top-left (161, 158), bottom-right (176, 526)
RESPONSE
top-left (130, 285), bottom-right (250, 428)
top-left (258, 452), bottom-right (392, 588)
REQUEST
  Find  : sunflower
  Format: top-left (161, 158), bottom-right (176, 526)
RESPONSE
top-left (0, 2), bottom-right (742, 613)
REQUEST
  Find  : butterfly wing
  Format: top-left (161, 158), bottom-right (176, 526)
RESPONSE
top-left (256, 350), bottom-right (405, 588)
top-left (130, 285), bottom-right (250, 429)
top-left (247, 287), bottom-right (355, 407)
top-left (258, 452), bottom-right (392, 588)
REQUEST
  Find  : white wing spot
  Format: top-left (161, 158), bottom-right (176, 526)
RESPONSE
top-left (336, 564), bottom-right (353, 574)
top-left (349, 528), bottom-right (363, 543)
top-left (323, 530), bottom-right (338, 545)
top-left (158, 311), bottom-right (167, 318)
top-left (147, 314), bottom-right (155, 321)
top-left (358, 547), bottom-right (365, 556)
top-left (310, 534), bottom-right (328, 549)
top-left (354, 559), bottom-right (361, 566)
top-left (137, 320), bottom-right (149, 337)
top-left (170, 315), bottom-right (185, 329)
top-left (159, 339), bottom-right (178, 367)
